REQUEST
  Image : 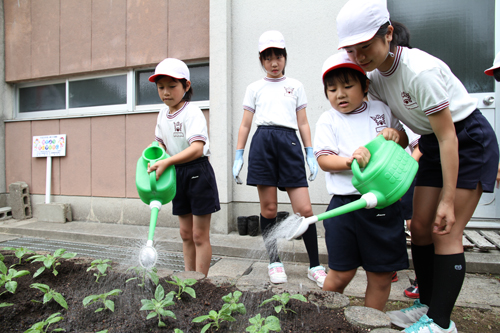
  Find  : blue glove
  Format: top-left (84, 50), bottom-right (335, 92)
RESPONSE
top-left (305, 147), bottom-right (318, 181)
top-left (233, 149), bottom-right (244, 184)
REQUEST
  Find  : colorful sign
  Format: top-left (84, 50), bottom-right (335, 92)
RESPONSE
top-left (32, 134), bottom-right (66, 157)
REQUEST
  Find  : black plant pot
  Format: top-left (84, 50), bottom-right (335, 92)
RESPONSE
top-left (237, 216), bottom-right (248, 236)
top-left (247, 215), bottom-right (260, 236)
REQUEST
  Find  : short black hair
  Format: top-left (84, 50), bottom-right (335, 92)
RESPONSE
top-left (323, 67), bottom-right (368, 98)
top-left (154, 75), bottom-right (193, 102)
top-left (494, 68), bottom-right (500, 82)
top-left (259, 47), bottom-right (287, 75)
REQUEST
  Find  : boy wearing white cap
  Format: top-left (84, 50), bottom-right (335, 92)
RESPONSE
top-left (485, 51), bottom-right (500, 81)
top-left (336, 1), bottom-right (499, 332)
top-left (233, 31), bottom-right (326, 287)
top-left (148, 58), bottom-right (220, 277)
top-left (314, 51), bottom-right (408, 310)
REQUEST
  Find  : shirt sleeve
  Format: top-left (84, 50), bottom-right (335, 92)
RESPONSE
top-left (410, 68), bottom-right (450, 116)
top-left (185, 107), bottom-right (209, 145)
top-left (242, 85), bottom-right (256, 113)
top-left (314, 112), bottom-right (338, 159)
top-left (154, 109), bottom-right (166, 147)
top-left (295, 83), bottom-right (308, 112)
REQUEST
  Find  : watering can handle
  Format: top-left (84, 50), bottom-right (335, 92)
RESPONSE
top-left (150, 170), bottom-right (157, 192)
top-left (351, 159), bottom-right (363, 182)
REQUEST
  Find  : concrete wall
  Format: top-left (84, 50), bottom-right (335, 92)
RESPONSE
top-left (210, 0), bottom-right (348, 233)
top-left (4, 0), bottom-right (209, 82)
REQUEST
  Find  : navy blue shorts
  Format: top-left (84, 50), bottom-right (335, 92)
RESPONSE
top-left (324, 195), bottom-right (409, 272)
top-left (400, 178), bottom-right (416, 221)
top-left (417, 109), bottom-right (499, 193)
top-left (172, 157), bottom-right (220, 216)
top-left (247, 126), bottom-right (308, 190)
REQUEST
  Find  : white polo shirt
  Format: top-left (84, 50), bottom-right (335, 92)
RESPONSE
top-left (314, 101), bottom-right (403, 195)
top-left (243, 76), bottom-right (307, 130)
top-left (368, 46), bottom-right (476, 135)
top-left (155, 102), bottom-right (210, 157)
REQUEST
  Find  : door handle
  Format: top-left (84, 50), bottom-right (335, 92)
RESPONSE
top-left (483, 96), bottom-right (494, 106)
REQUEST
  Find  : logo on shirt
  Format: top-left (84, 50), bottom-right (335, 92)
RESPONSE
top-left (370, 114), bottom-right (388, 133)
top-left (284, 87), bottom-right (296, 99)
top-left (173, 121), bottom-right (184, 137)
top-left (401, 92), bottom-right (418, 110)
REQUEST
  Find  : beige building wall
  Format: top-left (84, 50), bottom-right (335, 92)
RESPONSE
top-left (4, 0), bottom-right (209, 82)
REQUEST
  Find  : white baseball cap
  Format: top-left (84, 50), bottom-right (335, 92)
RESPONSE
top-left (322, 51), bottom-right (365, 81)
top-left (148, 58), bottom-right (190, 82)
top-left (485, 52), bottom-right (500, 76)
top-left (336, 0), bottom-right (390, 49)
top-left (258, 30), bottom-right (286, 53)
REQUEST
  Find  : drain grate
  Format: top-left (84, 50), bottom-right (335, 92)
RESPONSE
top-left (0, 237), bottom-right (220, 272)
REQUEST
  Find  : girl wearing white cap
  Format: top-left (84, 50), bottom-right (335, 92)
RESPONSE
top-left (314, 51), bottom-right (409, 310)
top-left (148, 58), bottom-right (220, 277)
top-left (233, 30), bottom-right (326, 287)
top-left (336, 1), bottom-right (499, 333)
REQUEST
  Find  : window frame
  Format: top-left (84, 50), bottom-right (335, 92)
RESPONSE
top-left (14, 64), bottom-right (210, 120)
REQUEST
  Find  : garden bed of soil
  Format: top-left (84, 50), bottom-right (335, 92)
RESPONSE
top-left (0, 251), bottom-right (368, 332)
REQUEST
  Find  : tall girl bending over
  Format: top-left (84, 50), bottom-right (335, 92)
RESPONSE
top-left (336, 1), bottom-right (499, 332)
top-left (233, 30), bottom-right (326, 287)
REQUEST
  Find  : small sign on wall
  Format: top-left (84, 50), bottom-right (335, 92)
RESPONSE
top-left (32, 134), bottom-right (66, 158)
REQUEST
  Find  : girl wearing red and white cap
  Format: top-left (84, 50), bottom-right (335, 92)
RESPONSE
top-left (336, 1), bottom-right (499, 333)
top-left (233, 31), bottom-right (326, 287)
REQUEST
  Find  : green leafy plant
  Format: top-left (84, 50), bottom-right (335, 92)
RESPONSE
top-left (28, 249), bottom-right (77, 278)
top-left (165, 275), bottom-right (197, 300)
top-left (140, 284), bottom-right (176, 327)
top-left (96, 330), bottom-right (108, 333)
top-left (174, 330), bottom-right (184, 333)
top-left (0, 263), bottom-right (30, 296)
top-left (82, 289), bottom-right (122, 313)
top-left (30, 283), bottom-right (68, 309)
top-left (192, 305), bottom-right (236, 333)
top-left (0, 302), bottom-right (14, 307)
top-left (2, 246), bottom-right (35, 265)
top-left (24, 312), bottom-right (65, 333)
top-left (246, 314), bottom-right (281, 333)
top-left (86, 259), bottom-right (112, 283)
top-left (126, 266), bottom-right (159, 287)
top-left (259, 292), bottom-right (307, 314)
top-left (222, 290), bottom-right (246, 315)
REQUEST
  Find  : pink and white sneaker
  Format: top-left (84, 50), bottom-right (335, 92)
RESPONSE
top-left (308, 265), bottom-right (327, 288)
top-left (268, 262), bottom-right (287, 284)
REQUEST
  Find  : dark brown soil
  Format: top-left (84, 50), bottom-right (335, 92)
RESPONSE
top-left (0, 251), bottom-right (367, 333)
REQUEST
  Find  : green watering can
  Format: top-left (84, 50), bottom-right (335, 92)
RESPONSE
top-left (287, 135), bottom-right (418, 240)
top-left (136, 141), bottom-right (176, 268)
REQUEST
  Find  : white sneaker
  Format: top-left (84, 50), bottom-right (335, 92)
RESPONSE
top-left (308, 265), bottom-right (327, 288)
top-left (268, 262), bottom-right (287, 284)
top-left (387, 299), bottom-right (429, 328)
top-left (403, 314), bottom-right (457, 333)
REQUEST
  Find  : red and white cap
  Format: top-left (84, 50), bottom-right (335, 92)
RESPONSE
top-left (485, 52), bottom-right (500, 76)
top-left (322, 51), bottom-right (365, 81)
top-left (148, 58), bottom-right (190, 82)
top-left (336, 0), bottom-right (389, 49)
top-left (258, 30), bottom-right (286, 52)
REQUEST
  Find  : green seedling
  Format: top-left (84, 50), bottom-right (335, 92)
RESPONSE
top-left (192, 304), bottom-right (236, 333)
top-left (126, 266), bottom-right (159, 287)
top-left (259, 292), bottom-right (307, 314)
top-left (246, 314), bottom-right (281, 333)
top-left (82, 289), bottom-right (122, 313)
top-left (0, 302), bottom-right (14, 307)
top-left (222, 290), bottom-right (246, 315)
top-left (96, 330), bottom-right (108, 333)
top-left (30, 283), bottom-right (68, 309)
top-left (140, 284), bottom-right (176, 327)
top-left (2, 246), bottom-right (35, 265)
top-left (24, 312), bottom-right (65, 333)
top-left (165, 275), bottom-right (197, 300)
top-left (28, 249), bottom-right (77, 278)
top-left (0, 252), bottom-right (4, 261)
top-left (0, 263), bottom-right (30, 296)
top-left (87, 259), bottom-right (112, 283)
top-left (174, 330), bottom-right (184, 333)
